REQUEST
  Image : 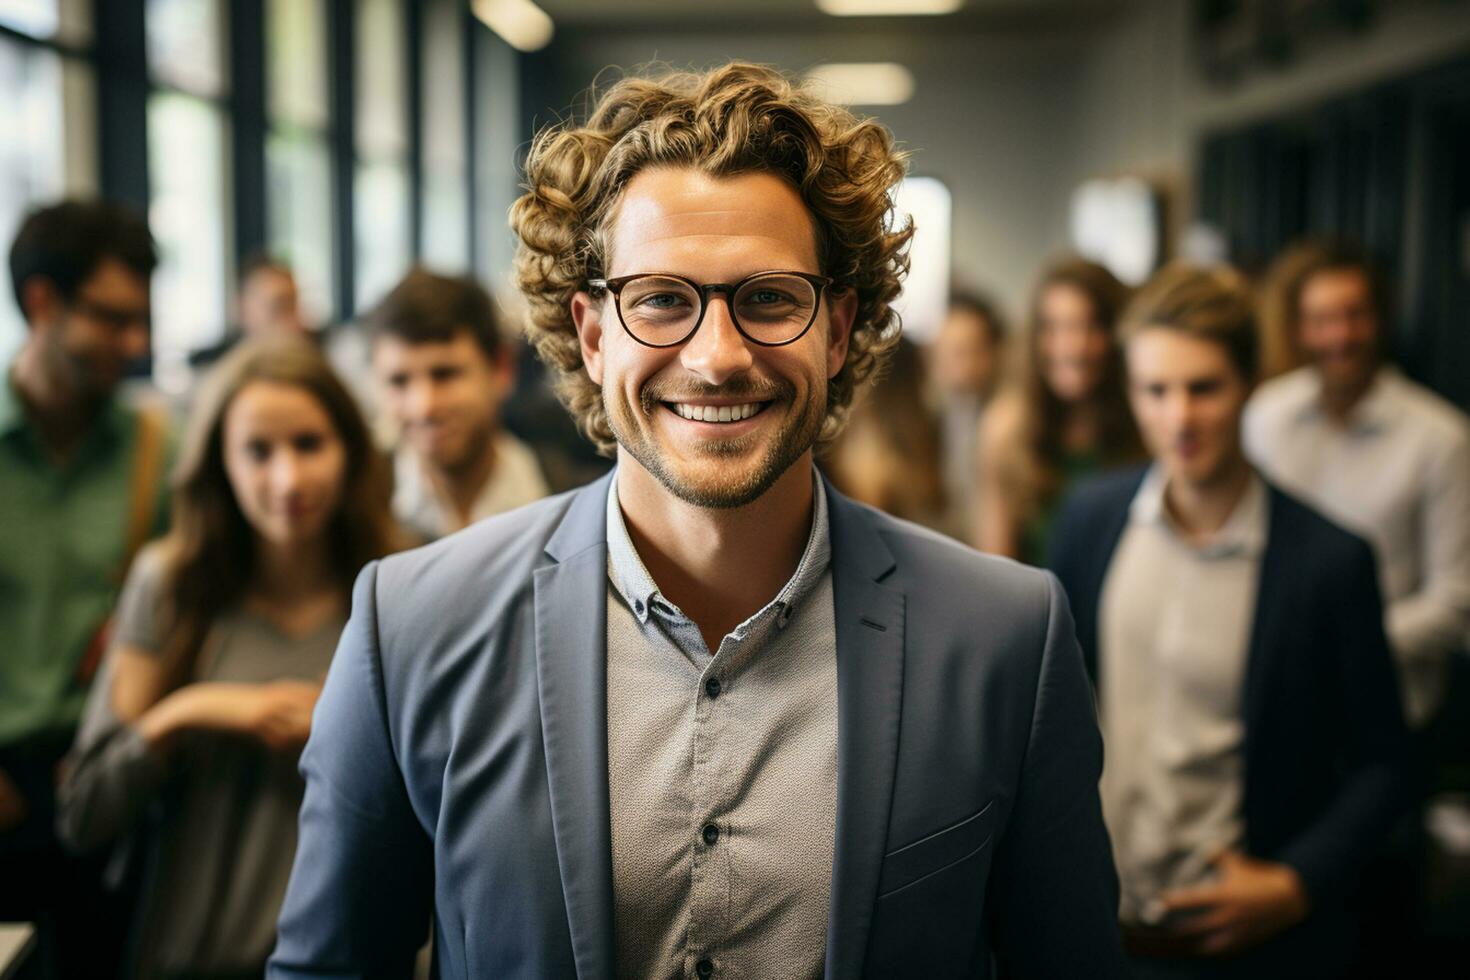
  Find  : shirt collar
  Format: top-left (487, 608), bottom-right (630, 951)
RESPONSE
top-left (1129, 463), bottom-right (1268, 559)
top-left (605, 465), bottom-right (832, 627)
top-left (0, 360), bottom-right (130, 453)
top-left (1290, 364), bottom-right (1399, 435)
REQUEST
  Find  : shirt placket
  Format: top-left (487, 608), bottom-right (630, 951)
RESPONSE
top-left (684, 621), bottom-right (737, 979)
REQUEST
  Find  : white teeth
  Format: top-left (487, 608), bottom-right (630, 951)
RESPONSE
top-left (673, 402), bottom-right (762, 423)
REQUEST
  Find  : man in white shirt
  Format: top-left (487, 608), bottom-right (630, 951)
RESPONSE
top-left (1245, 241), bottom-right (1470, 730)
top-left (368, 268), bottom-right (549, 540)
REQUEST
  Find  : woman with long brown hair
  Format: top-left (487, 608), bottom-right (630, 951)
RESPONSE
top-left (977, 257), bottom-right (1144, 564)
top-left (824, 335), bottom-right (948, 531)
top-left (57, 338), bottom-right (399, 979)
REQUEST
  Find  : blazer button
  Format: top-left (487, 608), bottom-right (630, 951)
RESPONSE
top-left (696, 959), bottom-right (714, 978)
top-left (705, 677), bottom-right (721, 699)
top-left (702, 823), bottom-right (719, 845)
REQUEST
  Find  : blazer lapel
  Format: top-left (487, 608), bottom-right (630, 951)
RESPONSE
top-left (1241, 486), bottom-right (1291, 751)
top-left (534, 474), bottom-right (616, 980)
top-left (823, 487), bottom-right (906, 980)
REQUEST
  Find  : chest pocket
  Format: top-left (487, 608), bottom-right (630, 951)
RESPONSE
top-left (877, 799), bottom-right (996, 899)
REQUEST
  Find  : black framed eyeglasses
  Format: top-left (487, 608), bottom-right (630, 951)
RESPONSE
top-left (587, 270), bottom-right (833, 349)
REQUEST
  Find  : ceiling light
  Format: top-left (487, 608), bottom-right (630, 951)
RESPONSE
top-left (816, 0), bottom-right (964, 15)
top-left (805, 63), bottom-right (915, 106)
top-left (471, 0), bottom-right (554, 52)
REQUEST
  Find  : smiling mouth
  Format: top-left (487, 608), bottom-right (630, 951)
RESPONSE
top-left (666, 401), bottom-right (770, 423)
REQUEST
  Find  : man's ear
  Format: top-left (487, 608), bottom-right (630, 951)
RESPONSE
top-left (825, 287), bottom-right (858, 379)
top-left (20, 277), bottom-right (61, 332)
top-left (571, 290), bottom-right (605, 385)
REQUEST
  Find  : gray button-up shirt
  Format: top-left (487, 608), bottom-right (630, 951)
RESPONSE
top-left (604, 471), bottom-right (838, 980)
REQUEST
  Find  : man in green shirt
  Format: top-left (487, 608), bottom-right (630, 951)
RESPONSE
top-left (0, 199), bottom-right (169, 978)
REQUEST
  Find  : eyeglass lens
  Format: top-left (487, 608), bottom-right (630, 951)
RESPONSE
top-left (617, 273), bottom-right (818, 346)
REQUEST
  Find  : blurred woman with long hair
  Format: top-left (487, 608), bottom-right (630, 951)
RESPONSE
top-left (977, 257), bottom-right (1144, 563)
top-left (57, 339), bottom-right (399, 979)
top-left (825, 335), bottom-right (948, 531)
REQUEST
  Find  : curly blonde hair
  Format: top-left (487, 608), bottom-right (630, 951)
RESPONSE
top-left (510, 62), bottom-right (912, 456)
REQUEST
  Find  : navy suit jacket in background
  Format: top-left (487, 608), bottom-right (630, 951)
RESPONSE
top-left (1049, 467), bottom-right (1411, 971)
top-left (269, 472), bottom-right (1127, 979)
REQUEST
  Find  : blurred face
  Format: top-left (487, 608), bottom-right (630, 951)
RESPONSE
top-left (1298, 268), bottom-right (1379, 396)
top-left (932, 306), bottom-right (999, 397)
top-left (1037, 283), bottom-right (1110, 403)
top-left (373, 332), bottom-right (510, 473)
top-left (27, 257), bottom-right (151, 400)
top-left (1127, 329), bottom-right (1251, 490)
top-left (223, 380), bottom-right (347, 548)
top-left (239, 267), bottom-right (306, 337)
top-left (571, 167), bottom-right (856, 509)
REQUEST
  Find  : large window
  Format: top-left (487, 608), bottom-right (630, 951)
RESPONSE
top-left (0, 3), bottom-right (95, 356)
top-left (420, 0), bottom-right (469, 272)
top-left (266, 0), bottom-right (335, 324)
top-left (353, 0), bottom-right (411, 310)
top-left (2, 1), bottom-right (528, 368)
top-left (145, 0), bottom-right (231, 391)
top-left (473, 28), bottom-right (519, 296)
top-left (890, 176), bottom-right (952, 342)
top-left (0, 0), bottom-right (90, 44)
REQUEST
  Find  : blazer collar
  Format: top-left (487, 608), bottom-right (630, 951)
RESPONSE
top-left (544, 469), bottom-right (615, 563)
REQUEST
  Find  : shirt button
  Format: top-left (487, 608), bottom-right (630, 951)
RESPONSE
top-left (696, 959), bottom-right (714, 978)
top-left (702, 823), bottom-right (719, 845)
top-left (705, 677), bottom-right (721, 699)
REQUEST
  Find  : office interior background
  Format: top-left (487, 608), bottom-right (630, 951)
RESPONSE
top-left (3, 0), bottom-right (1470, 970)
top-left (1, 0), bottom-right (1468, 406)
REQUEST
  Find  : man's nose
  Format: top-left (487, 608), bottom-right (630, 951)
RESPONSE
top-left (680, 297), bottom-right (754, 385)
top-left (405, 380), bottom-right (439, 420)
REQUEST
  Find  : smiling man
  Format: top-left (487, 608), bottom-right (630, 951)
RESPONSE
top-left (1245, 241), bottom-right (1470, 732)
top-left (368, 268), bottom-right (549, 540)
top-left (271, 63), bottom-right (1124, 979)
top-left (1050, 264), bottom-right (1409, 978)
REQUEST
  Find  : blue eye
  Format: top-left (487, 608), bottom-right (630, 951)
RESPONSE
top-left (638, 292), bottom-right (689, 309)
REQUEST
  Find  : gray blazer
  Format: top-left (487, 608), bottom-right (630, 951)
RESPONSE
top-left (269, 472), bottom-right (1124, 979)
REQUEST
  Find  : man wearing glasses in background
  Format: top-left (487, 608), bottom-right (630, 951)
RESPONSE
top-left (1, 200), bottom-right (170, 977)
top-left (272, 63), bottom-right (1125, 979)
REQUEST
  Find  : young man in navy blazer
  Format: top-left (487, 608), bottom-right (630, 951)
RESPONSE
top-left (1050, 264), bottom-right (1409, 978)
top-left (270, 63), bottom-right (1126, 978)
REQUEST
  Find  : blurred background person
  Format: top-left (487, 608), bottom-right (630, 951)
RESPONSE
top-left (0, 199), bottom-right (168, 979)
top-left (1244, 238), bottom-right (1470, 977)
top-left (977, 256), bottom-right (1143, 563)
top-left (929, 287), bottom-right (1006, 538)
top-left (189, 255), bottom-right (311, 372)
top-left (1244, 240), bottom-right (1470, 735)
top-left (1051, 264), bottom-right (1409, 979)
top-left (367, 268), bottom-right (549, 541)
top-left (56, 338), bottom-right (398, 980)
top-left (1254, 242), bottom-right (1319, 383)
top-left (824, 334), bottom-right (947, 531)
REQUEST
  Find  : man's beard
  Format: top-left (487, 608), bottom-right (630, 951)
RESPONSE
top-left (605, 374), bottom-right (823, 509)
